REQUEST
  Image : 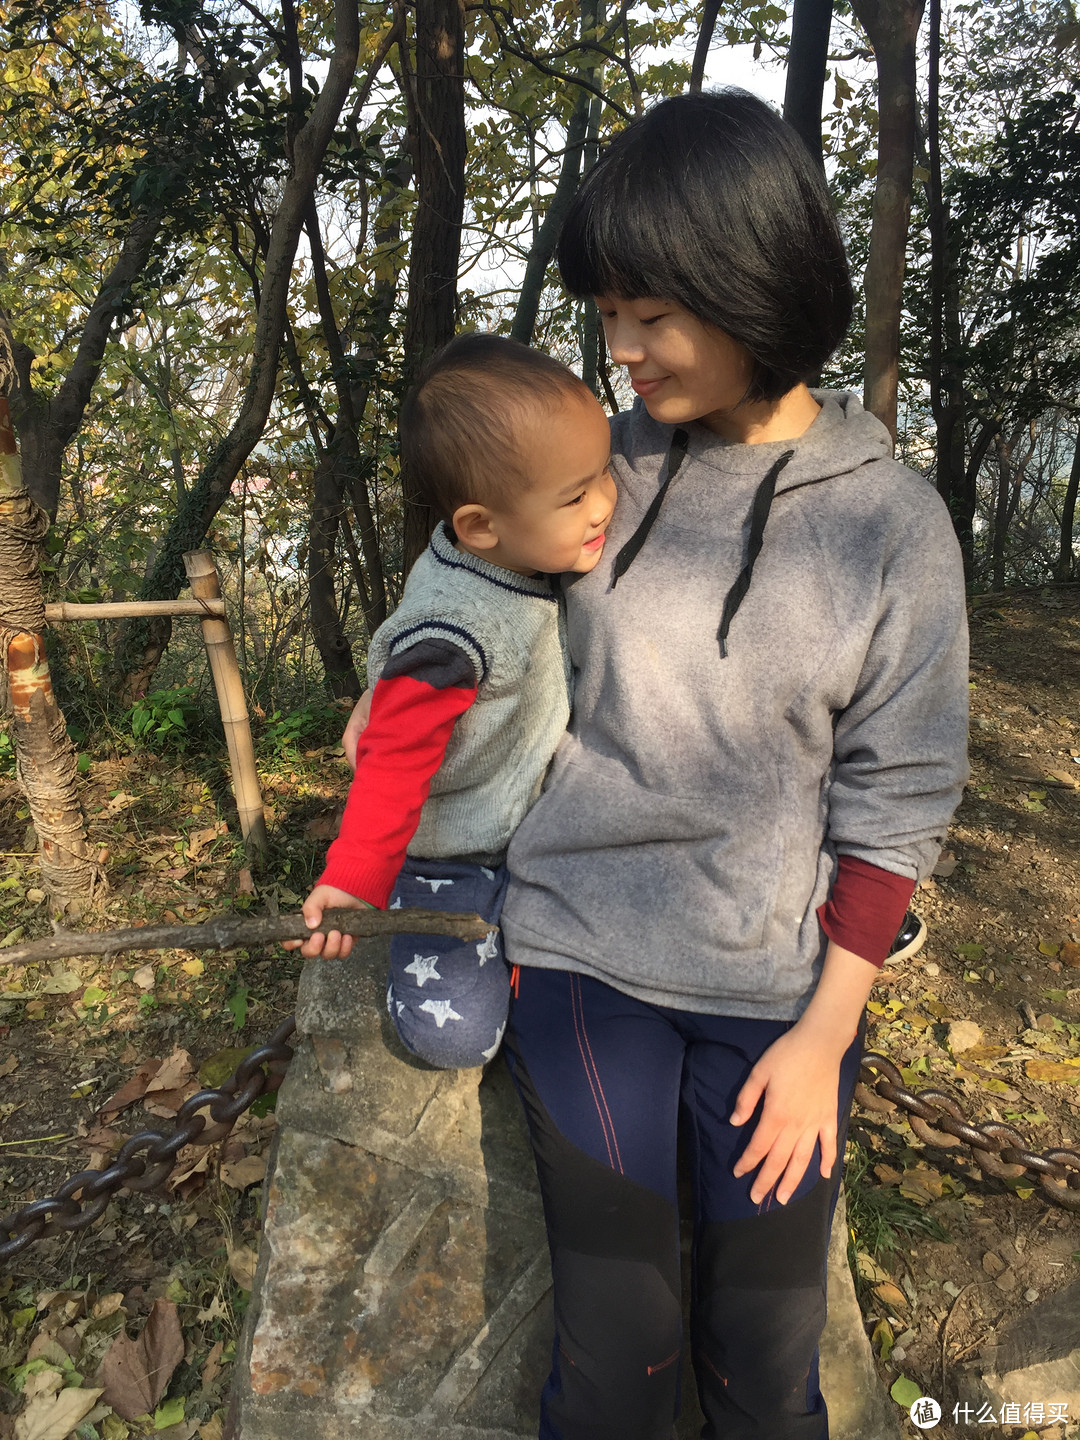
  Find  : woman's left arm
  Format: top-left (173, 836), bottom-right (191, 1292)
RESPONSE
top-left (731, 940), bottom-right (877, 1204)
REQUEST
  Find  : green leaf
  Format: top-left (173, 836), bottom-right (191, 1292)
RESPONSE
top-left (227, 984), bottom-right (249, 1029)
top-left (81, 986), bottom-right (107, 1005)
top-left (890, 1375), bottom-right (922, 1408)
top-left (956, 943), bottom-right (985, 960)
top-left (153, 1396), bottom-right (185, 1429)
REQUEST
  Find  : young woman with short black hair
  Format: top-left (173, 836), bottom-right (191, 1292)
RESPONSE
top-left (499, 89), bottom-right (968, 1440)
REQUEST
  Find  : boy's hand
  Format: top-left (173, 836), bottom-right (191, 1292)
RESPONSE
top-left (283, 885), bottom-right (373, 959)
top-left (729, 1020), bottom-right (844, 1205)
top-left (342, 689), bottom-right (373, 770)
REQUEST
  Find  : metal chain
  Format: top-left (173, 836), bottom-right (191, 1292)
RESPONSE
top-left (857, 1052), bottom-right (1080, 1212)
top-left (0, 1017), bottom-right (296, 1263)
top-left (4, 1027), bottom-right (1078, 1264)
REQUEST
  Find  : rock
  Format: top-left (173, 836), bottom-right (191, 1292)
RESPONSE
top-left (959, 1280), bottom-right (1080, 1421)
top-left (1037, 1013), bottom-right (1057, 1031)
top-left (995, 1267), bottom-right (1018, 1293)
top-left (924, 963), bottom-right (940, 977)
top-left (947, 1020), bottom-right (983, 1054)
top-left (982, 1251), bottom-right (1007, 1277)
top-left (1025, 1289), bottom-right (1040, 1303)
top-left (232, 938), bottom-right (903, 1440)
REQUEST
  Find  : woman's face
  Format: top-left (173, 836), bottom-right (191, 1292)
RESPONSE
top-left (595, 296), bottom-right (755, 438)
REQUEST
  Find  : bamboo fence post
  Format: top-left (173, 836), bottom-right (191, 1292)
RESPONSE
top-left (183, 550), bottom-right (268, 859)
top-left (0, 398), bottom-right (97, 911)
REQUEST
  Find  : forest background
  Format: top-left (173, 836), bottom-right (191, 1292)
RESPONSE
top-left (4, 0), bottom-right (1080, 745)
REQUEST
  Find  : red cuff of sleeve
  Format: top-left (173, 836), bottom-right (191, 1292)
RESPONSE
top-left (816, 854), bottom-right (915, 968)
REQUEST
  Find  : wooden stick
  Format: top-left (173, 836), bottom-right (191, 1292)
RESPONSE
top-left (45, 599), bottom-right (226, 621)
top-left (183, 550), bottom-right (268, 858)
top-left (0, 906), bottom-right (492, 968)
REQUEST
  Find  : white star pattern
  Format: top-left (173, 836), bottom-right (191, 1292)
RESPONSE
top-left (480, 867), bottom-right (495, 881)
top-left (419, 998), bottom-right (463, 1028)
top-left (475, 930), bottom-right (499, 965)
top-left (405, 953), bottom-right (442, 987)
top-left (389, 896), bottom-right (402, 909)
top-left (396, 1000), bottom-right (405, 1017)
top-left (415, 876), bottom-right (454, 893)
top-left (480, 1022), bottom-right (506, 1062)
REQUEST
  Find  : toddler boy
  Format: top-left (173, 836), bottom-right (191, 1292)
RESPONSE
top-left (291, 333), bottom-right (616, 1067)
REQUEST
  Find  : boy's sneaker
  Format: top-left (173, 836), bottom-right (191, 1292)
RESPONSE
top-left (888, 911), bottom-right (927, 963)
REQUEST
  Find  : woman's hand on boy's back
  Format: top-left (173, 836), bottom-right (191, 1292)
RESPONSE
top-left (730, 940), bottom-right (878, 1205)
top-left (342, 689), bottom-right (373, 769)
top-left (283, 884), bottom-right (372, 959)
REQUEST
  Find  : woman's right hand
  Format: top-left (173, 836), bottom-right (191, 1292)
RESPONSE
top-left (343, 689), bottom-right (373, 770)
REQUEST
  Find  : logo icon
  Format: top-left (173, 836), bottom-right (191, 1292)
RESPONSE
top-left (909, 1397), bottom-right (941, 1429)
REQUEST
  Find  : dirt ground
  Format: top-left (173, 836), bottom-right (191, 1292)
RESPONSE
top-left (2, 591), bottom-right (1080, 1438)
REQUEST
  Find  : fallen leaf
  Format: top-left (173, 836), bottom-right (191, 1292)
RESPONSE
top-left (98, 1060), bottom-right (163, 1121)
top-left (165, 1146), bottom-right (211, 1193)
top-left (873, 1281), bottom-right (909, 1310)
top-left (890, 1375), bottom-right (921, 1409)
top-left (143, 1081), bottom-right (199, 1118)
top-left (899, 1166), bottom-right (945, 1204)
top-left (14, 1385), bottom-right (104, 1440)
top-left (197, 1045), bottom-right (255, 1089)
top-left (195, 1296), bottom-right (227, 1326)
top-left (855, 1251), bottom-right (889, 1285)
top-left (219, 1154), bottom-right (266, 1191)
top-left (1039, 939), bottom-right (1061, 957)
top-left (181, 958), bottom-right (204, 978)
top-left (131, 965), bottom-right (156, 991)
top-left (226, 1240), bottom-right (258, 1291)
top-left (201, 1341), bottom-right (224, 1390)
top-left (100, 1298), bottom-right (184, 1421)
top-left (1025, 1057), bottom-right (1080, 1083)
top-left (873, 1163), bottom-right (904, 1186)
top-left (1061, 941), bottom-right (1080, 969)
top-left (199, 1417), bottom-right (224, 1440)
top-left (106, 792), bottom-right (140, 812)
top-left (932, 851), bottom-right (957, 877)
top-left (145, 1049), bottom-right (193, 1094)
top-left (91, 1294), bottom-right (125, 1319)
top-left (0, 1054), bottom-right (17, 1077)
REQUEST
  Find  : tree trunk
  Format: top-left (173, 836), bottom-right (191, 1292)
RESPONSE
top-left (990, 432), bottom-right (1012, 592)
top-left (3, 208), bottom-right (165, 521)
top-left (0, 399), bottom-right (97, 912)
top-left (925, 0), bottom-right (971, 574)
top-left (851, 0), bottom-right (926, 445)
top-left (690, 0), bottom-right (721, 94)
top-left (110, 0), bottom-right (362, 700)
top-left (783, 0), bottom-right (833, 168)
top-left (1057, 429), bottom-right (1080, 582)
top-left (400, 0), bottom-right (468, 572)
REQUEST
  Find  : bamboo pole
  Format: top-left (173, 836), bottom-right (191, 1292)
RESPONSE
top-left (183, 550), bottom-right (268, 859)
top-left (0, 399), bottom-right (98, 911)
top-left (45, 598), bottom-right (225, 621)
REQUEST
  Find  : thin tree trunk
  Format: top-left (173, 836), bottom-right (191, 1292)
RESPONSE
top-left (0, 399), bottom-right (97, 912)
top-left (690, 0), bottom-right (721, 94)
top-left (1057, 429), bottom-right (1080, 582)
top-left (990, 432), bottom-right (1013, 592)
top-left (851, 0), bottom-right (926, 445)
top-left (111, 0), bottom-right (362, 700)
top-left (400, 0), bottom-right (468, 572)
top-left (783, 0), bottom-right (833, 168)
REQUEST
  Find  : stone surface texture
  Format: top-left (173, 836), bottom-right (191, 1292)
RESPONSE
top-left (233, 940), bottom-right (901, 1439)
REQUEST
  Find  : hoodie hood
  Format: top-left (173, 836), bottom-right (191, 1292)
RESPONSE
top-left (609, 391), bottom-right (896, 651)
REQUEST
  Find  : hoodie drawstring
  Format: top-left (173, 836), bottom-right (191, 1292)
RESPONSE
top-left (610, 429), bottom-right (689, 587)
top-left (717, 448), bottom-right (795, 658)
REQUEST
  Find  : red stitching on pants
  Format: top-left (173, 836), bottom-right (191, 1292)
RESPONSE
top-left (510, 963), bottom-right (520, 998)
top-left (646, 1348), bottom-right (680, 1376)
top-left (573, 975), bottom-right (624, 1173)
top-left (701, 1355), bottom-right (728, 1386)
top-left (569, 976), bottom-right (615, 1169)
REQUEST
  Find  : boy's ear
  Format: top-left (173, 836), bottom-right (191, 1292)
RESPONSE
top-left (452, 503), bottom-right (499, 550)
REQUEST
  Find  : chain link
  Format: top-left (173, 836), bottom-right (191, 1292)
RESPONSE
top-left (5, 1026), bottom-right (1078, 1264)
top-left (856, 1052), bottom-right (1080, 1212)
top-left (0, 1017), bottom-right (296, 1262)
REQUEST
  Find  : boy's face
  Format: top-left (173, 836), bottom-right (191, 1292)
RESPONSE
top-left (472, 391), bottom-right (617, 576)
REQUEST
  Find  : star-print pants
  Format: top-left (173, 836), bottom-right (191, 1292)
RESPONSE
top-left (503, 966), bottom-right (864, 1440)
top-left (387, 858), bottom-right (511, 1068)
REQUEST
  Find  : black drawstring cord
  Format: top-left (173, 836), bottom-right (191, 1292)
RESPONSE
top-left (717, 448), bottom-right (795, 658)
top-left (610, 429), bottom-right (690, 587)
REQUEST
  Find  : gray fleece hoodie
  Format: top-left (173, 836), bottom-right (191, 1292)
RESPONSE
top-left (502, 391), bottom-right (969, 1020)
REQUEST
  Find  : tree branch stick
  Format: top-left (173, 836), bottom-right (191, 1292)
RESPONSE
top-left (0, 907), bottom-right (493, 969)
top-left (45, 599), bottom-right (225, 621)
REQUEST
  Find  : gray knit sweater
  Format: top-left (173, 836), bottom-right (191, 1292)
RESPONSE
top-left (502, 392), bottom-right (970, 1019)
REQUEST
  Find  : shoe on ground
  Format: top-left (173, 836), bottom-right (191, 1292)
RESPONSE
top-left (888, 910), bottom-right (927, 963)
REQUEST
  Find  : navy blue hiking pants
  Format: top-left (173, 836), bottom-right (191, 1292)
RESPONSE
top-left (387, 859), bottom-right (510, 1068)
top-left (503, 966), bottom-right (864, 1440)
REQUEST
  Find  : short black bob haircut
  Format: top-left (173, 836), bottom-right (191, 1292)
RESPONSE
top-left (400, 333), bottom-right (592, 523)
top-left (558, 89), bottom-right (854, 404)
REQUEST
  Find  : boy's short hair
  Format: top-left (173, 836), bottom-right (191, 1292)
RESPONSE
top-left (401, 334), bottom-right (592, 521)
top-left (557, 89), bottom-right (854, 403)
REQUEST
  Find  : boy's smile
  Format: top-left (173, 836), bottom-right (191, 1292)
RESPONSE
top-left (454, 390), bottom-right (616, 576)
